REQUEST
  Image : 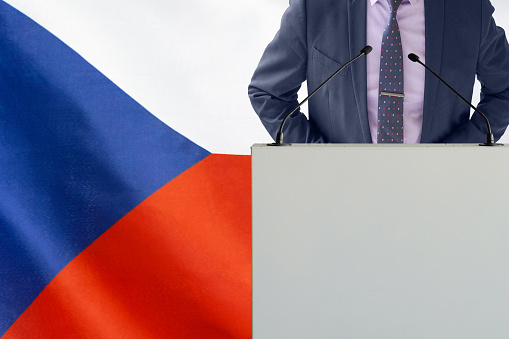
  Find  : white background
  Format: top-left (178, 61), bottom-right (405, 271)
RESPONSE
top-left (5, 0), bottom-right (509, 154)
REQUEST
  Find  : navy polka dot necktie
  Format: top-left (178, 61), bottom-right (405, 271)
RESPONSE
top-left (377, 0), bottom-right (404, 143)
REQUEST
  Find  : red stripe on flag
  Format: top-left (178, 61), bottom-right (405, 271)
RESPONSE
top-left (4, 154), bottom-right (252, 338)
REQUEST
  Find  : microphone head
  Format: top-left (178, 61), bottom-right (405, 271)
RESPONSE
top-left (360, 45), bottom-right (373, 55)
top-left (408, 53), bottom-right (420, 62)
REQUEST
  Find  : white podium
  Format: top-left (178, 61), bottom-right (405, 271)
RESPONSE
top-left (252, 144), bottom-right (509, 339)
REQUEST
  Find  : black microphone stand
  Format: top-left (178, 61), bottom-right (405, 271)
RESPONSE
top-left (408, 53), bottom-right (503, 146)
top-left (269, 46), bottom-right (373, 146)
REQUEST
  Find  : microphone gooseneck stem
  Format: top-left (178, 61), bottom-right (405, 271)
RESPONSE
top-left (408, 53), bottom-right (496, 146)
top-left (273, 46), bottom-right (373, 145)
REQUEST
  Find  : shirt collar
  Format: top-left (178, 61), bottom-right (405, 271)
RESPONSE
top-left (370, 0), bottom-right (418, 6)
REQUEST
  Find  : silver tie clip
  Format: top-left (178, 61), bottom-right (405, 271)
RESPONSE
top-left (381, 91), bottom-right (405, 98)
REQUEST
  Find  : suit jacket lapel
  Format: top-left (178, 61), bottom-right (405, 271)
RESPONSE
top-left (421, 0), bottom-right (445, 142)
top-left (347, 0), bottom-right (371, 142)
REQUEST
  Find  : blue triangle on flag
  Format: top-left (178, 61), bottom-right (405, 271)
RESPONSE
top-left (0, 2), bottom-right (210, 334)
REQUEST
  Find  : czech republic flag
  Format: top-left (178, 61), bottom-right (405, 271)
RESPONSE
top-left (0, 1), bottom-right (252, 337)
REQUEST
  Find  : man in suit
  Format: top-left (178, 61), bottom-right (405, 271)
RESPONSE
top-left (248, 0), bottom-right (509, 143)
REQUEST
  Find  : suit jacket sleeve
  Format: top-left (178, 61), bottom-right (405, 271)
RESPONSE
top-left (248, 0), bottom-right (326, 143)
top-left (442, 0), bottom-right (509, 143)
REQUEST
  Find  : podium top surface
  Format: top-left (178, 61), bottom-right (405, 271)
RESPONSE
top-left (252, 143), bottom-right (506, 149)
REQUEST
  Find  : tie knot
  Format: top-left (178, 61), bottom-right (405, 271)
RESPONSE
top-left (388, 0), bottom-right (402, 12)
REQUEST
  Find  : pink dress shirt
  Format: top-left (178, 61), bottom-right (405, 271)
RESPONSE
top-left (367, 0), bottom-right (426, 143)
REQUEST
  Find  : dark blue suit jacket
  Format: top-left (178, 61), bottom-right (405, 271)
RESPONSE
top-left (249, 0), bottom-right (509, 143)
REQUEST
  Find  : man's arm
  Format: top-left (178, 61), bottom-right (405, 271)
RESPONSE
top-left (248, 0), bottom-right (325, 143)
top-left (442, 0), bottom-right (509, 143)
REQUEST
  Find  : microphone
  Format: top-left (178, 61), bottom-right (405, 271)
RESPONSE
top-left (269, 46), bottom-right (373, 146)
top-left (408, 53), bottom-right (502, 146)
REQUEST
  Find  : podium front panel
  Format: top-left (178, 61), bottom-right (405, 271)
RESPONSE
top-left (252, 144), bottom-right (509, 339)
